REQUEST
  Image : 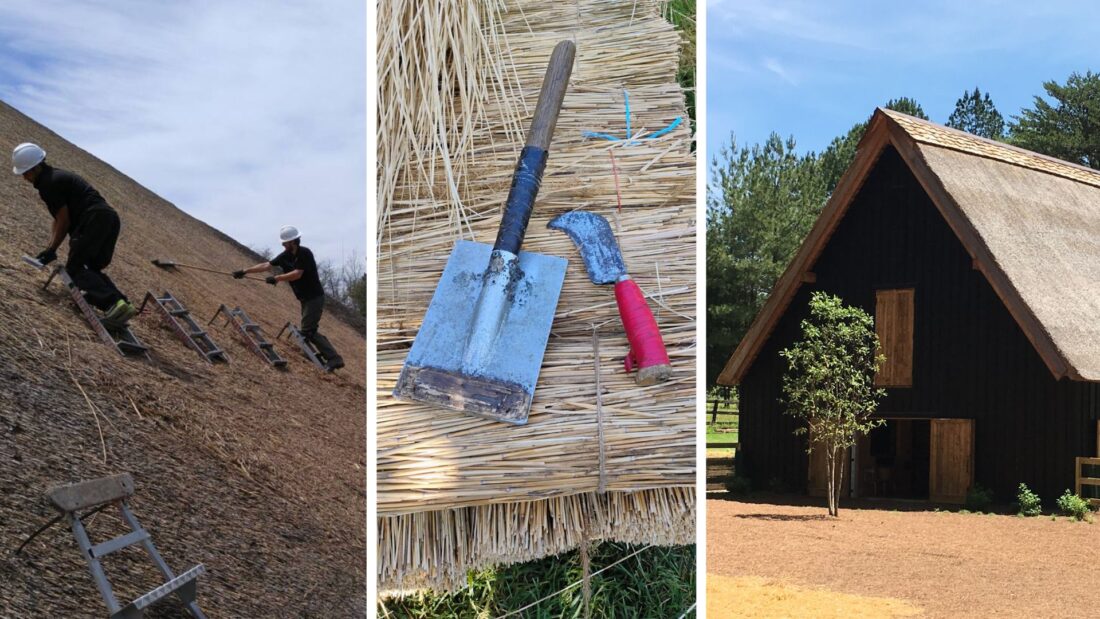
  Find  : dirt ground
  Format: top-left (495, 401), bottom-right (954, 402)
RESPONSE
top-left (708, 496), bottom-right (1100, 618)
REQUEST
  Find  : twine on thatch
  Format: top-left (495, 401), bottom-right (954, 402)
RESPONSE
top-left (377, 0), bottom-right (695, 594)
top-left (593, 326), bottom-right (608, 494)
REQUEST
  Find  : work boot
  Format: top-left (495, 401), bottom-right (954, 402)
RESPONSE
top-left (325, 356), bottom-right (345, 372)
top-left (103, 299), bottom-right (137, 325)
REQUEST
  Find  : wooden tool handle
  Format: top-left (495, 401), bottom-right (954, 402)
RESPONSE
top-left (526, 40), bottom-right (576, 149)
top-left (615, 279), bottom-right (672, 385)
top-left (494, 40), bottom-right (576, 255)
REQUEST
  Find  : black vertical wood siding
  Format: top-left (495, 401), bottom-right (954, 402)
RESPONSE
top-left (738, 146), bottom-right (1100, 502)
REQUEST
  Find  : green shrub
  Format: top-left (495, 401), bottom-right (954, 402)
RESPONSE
top-left (1056, 490), bottom-right (1093, 521)
top-left (1017, 483), bottom-right (1042, 517)
top-left (965, 484), bottom-right (994, 512)
top-left (725, 475), bottom-right (752, 495)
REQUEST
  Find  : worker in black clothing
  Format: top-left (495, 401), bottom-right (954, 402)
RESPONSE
top-left (13, 142), bottom-right (137, 324)
top-left (233, 225), bottom-right (345, 371)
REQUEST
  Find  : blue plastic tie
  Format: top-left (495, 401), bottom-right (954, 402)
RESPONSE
top-left (582, 89), bottom-right (681, 143)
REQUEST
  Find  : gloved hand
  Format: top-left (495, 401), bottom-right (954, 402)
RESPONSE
top-left (265, 275), bottom-right (278, 286)
top-left (232, 270), bottom-right (246, 279)
top-left (35, 248), bottom-right (57, 265)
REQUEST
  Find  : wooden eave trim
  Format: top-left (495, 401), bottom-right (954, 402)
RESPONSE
top-left (885, 120), bottom-right (1075, 381)
top-left (716, 115), bottom-right (893, 385)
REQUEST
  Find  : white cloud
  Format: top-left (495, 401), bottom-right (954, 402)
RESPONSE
top-left (762, 57), bottom-right (798, 86)
top-left (0, 0), bottom-right (365, 264)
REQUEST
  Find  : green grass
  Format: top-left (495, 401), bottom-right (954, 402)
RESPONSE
top-left (662, 0), bottom-right (696, 141)
top-left (380, 543), bottom-right (696, 618)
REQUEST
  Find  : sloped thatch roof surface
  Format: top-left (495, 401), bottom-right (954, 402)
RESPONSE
top-left (0, 100), bottom-right (365, 616)
top-left (720, 108), bottom-right (1100, 384)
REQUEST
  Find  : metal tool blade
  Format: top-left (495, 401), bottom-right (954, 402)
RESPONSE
top-left (547, 211), bottom-right (626, 285)
top-left (21, 255), bottom-right (45, 270)
top-left (393, 240), bottom-right (567, 424)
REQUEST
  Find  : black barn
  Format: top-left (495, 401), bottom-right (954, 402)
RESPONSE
top-left (718, 109), bottom-right (1100, 504)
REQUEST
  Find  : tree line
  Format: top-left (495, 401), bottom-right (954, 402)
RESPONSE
top-left (707, 70), bottom-right (1100, 390)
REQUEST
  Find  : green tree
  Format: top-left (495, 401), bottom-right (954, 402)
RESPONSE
top-left (882, 97), bottom-right (928, 121)
top-left (706, 133), bottom-right (826, 386)
top-left (947, 87), bottom-right (1005, 139)
top-left (1010, 71), bottom-right (1100, 168)
top-left (780, 292), bottom-right (885, 517)
top-left (818, 97), bottom-right (928, 192)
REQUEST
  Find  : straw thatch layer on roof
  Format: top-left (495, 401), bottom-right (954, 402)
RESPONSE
top-left (0, 100), bottom-right (365, 615)
top-left (917, 142), bottom-right (1100, 380)
top-left (377, 0), bottom-right (695, 593)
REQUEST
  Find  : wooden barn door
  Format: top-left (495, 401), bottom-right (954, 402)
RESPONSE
top-left (929, 419), bottom-right (974, 503)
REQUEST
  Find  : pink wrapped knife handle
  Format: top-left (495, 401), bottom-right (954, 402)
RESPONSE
top-left (614, 279), bottom-right (672, 385)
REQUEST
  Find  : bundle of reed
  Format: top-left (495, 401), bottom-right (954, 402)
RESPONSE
top-left (378, 0), bottom-right (696, 594)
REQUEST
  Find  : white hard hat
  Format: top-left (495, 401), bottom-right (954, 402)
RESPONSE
top-left (279, 225), bottom-right (301, 242)
top-left (12, 142), bottom-right (46, 175)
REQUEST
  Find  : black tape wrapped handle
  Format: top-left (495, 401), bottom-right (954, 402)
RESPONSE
top-left (493, 40), bottom-right (576, 255)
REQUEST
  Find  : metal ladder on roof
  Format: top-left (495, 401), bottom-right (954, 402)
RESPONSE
top-left (29, 258), bottom-right (150, 359)
top-left (26, 474), bottom-right (207, 619)
top-left (277, 322), bottom-right (328, 371)
top-left (208, 305), bottom-right (286, 368)
top-left (140, 291), bottom-right (227, 364)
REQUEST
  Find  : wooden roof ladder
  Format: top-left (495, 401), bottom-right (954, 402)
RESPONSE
top-left (39, 264), bottom-right (150, 359)
top-left (140, 291), bottom-right (227, 363)
top-left (21, 474), bottom-right (207, 618)
top-left (208, 304), bottom-right (287, 368)
top-left (276, 322), bottom-right (328, 371)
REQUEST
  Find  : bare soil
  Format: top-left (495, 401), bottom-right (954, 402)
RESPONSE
top-left (708, 496), bottom-right (1100, 618)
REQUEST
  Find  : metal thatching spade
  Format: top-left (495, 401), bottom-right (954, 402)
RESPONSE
top-left (548, 210), bottom-right (672, 386)
top-left (393, 40), bottom-right (576, 425)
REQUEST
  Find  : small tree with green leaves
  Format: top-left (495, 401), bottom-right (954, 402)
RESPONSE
top-left (781, 292), bottom-right (885, 517)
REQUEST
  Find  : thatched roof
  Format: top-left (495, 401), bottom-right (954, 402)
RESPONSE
top-left (719, 108), bottom-right (1100, 385)
top-left (0, 100), bottom-right (365, 615)
top-left (377, 0), bottom-right (695, 594)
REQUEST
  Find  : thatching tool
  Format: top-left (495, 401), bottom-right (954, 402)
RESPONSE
top-left (393, 40), bottom-right (576, 425)
top-left (548, 210), bottom-right (672, 385)
top-left (151, 258), bottom-right (264, 281)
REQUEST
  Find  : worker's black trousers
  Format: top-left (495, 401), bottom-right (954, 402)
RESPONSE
top-left (301, 296), bottom-right (341, 363)
top-left (67, 208), bottom-right (127, 312)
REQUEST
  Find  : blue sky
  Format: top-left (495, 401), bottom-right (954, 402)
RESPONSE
top-left (0, 1), bottom-right (365, 264)
top-left (707, 0), bottom-right (1100, 172)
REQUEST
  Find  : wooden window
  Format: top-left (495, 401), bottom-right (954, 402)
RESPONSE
top-left (875, 289), bottom-right (914, 387)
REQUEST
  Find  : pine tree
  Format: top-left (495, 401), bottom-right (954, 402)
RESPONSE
top-left (947, 87), bottom-right (1006, 139)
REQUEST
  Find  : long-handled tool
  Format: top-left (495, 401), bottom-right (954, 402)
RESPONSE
top-left (548, 210), bottom-right (672, 385)
top-left (393, 40), bottom-right (576, 425)
top-left (151, 258), bottom-right (265, 281)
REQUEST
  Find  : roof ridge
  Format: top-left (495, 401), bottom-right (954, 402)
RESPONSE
top-left (880, 108), bottom-right (1100, 190)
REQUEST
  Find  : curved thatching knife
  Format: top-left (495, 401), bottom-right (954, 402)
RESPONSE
top-left (548, 210), bottom-right (672, 386)
top-left (393, 40), bottom-right (576, 425)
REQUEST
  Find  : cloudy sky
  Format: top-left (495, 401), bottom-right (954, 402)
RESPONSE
top-left (707, 0), bottom-right (1100, 167)
top-left (0, 1), bottom-right (365, 264)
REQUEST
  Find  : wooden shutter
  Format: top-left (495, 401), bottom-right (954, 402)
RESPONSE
top-left (875, 289), bottom-right (914, 387)
top-left (929, 419), bottom-right (974, 503)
